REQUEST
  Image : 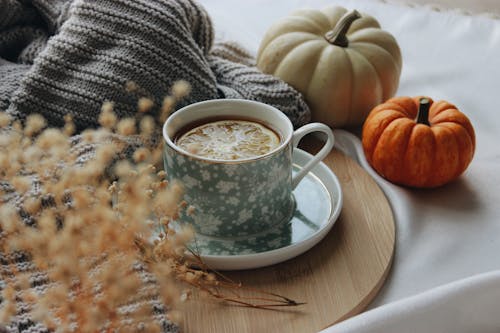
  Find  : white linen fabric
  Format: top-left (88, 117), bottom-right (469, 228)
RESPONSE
top-left (321, 269), bottom-right (500, 333)
top-left (199, 0), bottom-right (500, 331)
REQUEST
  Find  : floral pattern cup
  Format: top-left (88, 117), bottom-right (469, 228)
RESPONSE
top-left (163, 99), bottom-right (334, 238)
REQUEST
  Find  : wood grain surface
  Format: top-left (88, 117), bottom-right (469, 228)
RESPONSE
top-left (180, 141), bottom-right (396, 333)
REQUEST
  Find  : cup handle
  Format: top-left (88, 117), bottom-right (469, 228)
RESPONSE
top-left (291, 123), bottom-right (335, 190)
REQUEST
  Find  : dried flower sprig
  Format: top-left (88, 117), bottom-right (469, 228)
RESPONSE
top-left (178, 250), bottom-right (306, 309)
top-left (0, 82), bottom-right (192, 332)
top-left (0, 80), bottom-right (303, 333)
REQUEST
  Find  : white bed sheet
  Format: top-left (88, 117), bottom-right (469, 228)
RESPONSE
top-left (199, 0), bottom-right (500, 331)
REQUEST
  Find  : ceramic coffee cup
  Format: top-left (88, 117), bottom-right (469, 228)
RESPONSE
top-left (162, 99), bottom-right (334, 238)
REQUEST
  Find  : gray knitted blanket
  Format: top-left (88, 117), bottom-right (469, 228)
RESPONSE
top-left (1, 0), bottom-right (310, 129)
top-left (0, 0), bottom-right (310, 332)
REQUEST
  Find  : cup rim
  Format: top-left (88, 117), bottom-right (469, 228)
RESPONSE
top-left (163, 99), bottom-right (293, 164)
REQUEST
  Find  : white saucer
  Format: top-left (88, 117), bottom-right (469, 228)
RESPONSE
top-left (182, 148), bottom-right (343, 271)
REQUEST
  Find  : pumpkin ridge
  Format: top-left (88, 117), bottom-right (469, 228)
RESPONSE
top-left (306, 45), bottom-right (350, 125)
top-left (347, 16), bottom-right (381, 33)
top-left (348, 29), bottom-right (402, 70)
top-left (307, 46), bottom-right (331, 92)
top-left (257, 15), bottom-right (327, 58)
top-left (431, 109), bottom-right (468, 125)
top-left (404, 124), bottom-right (434, 187)
top-left (384, 104), bottom-right (411, 117)
top-left (372, 118), bottom-right (414, 182)
top-left (427, 133), bottom-right (438, 187)
top-left (282, 31), bottom-right (325, 40)
top-left (343, 49), bottom-right (387, 125)
top-left (432, 122), bottom-right (475, 158)
top-left (402, 123), bottom-right (419, 185)
top-left (347, 46), bottom-right (385, 104)
top-left (431, 125), bottom-right (461, 185)
top-left (275, 40), bottom-right (328, 93)
top-left (343, 49), bottom-right (355, 126)
top-left (257, 31), bottom-right (324, 72)
top-left (392, 98), bottom-right (418, 118)
top-left (260, 32), bottom-right (323, 73)
top-left (430, 100), bottom-right (456, 115)
top-left (349, 34), bottom-right (400, 68)
top-left (430, 108), bottom-right (454, 123)
top-left (362, 109), bottom-right (403, 162)
top-left (437, 122), bottom-right (475, 179)
top-left (432, 114), bottom-right (475, 148)
top-left (442, 113), bottom-right (476, 148)
top-left (349, 41), bottom-right (401, 98)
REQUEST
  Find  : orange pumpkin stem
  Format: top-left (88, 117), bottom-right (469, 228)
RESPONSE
top-left (416, 98), bottom-right (431, 126)
top-left (324, 10), bottom-right (362, 47)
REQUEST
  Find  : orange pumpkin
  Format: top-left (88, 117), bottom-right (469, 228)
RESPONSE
top-left (362, 96), bottom-right (475, 188)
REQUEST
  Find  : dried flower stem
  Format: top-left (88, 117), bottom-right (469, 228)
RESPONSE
top-left (1, 80), bottom-right (302, 333)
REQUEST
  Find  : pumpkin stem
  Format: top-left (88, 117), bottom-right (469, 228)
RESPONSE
top-left (417, 98), bottom-right (431, 126)
top-left (324, 10), bottom-right (362, 47)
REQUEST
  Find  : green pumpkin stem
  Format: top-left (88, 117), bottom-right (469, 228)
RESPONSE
top-left (324, 10), bottom-right (362, 47)
top-left (417, 98), bottom-right (431, 126)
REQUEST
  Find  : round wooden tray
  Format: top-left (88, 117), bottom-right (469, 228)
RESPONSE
top-left (181, 142), bottom-right (395, 333)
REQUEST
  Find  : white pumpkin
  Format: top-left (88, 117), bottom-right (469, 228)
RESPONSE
top-left (257, 6), bottom-right (402, 127)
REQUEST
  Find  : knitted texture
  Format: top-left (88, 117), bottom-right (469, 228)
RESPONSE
top-left (0, 131), bottom-right (178, 333)
top-left (0, 0), bottom-right (311, 332)
top-left (2, 0), bottom-right (310, 130)
top-left (209, 44), bottom-right (311, 126)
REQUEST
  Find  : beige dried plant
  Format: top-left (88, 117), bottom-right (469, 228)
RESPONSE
top-left (0, 82), bottom-right (193, 332)
top-left (0, 81), bottom-right (302, 333)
